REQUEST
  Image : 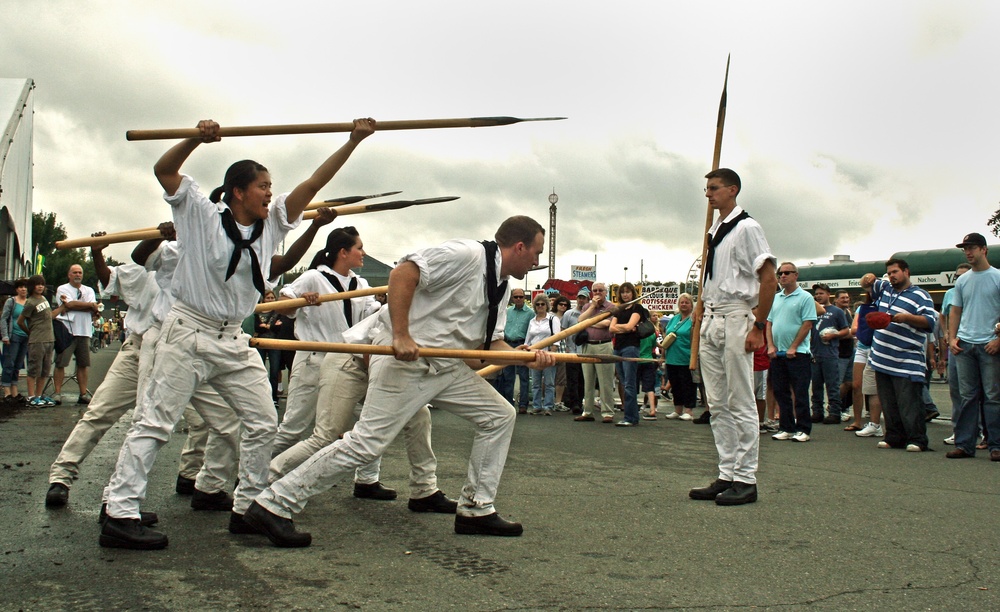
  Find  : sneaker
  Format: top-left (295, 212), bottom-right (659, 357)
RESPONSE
top-left (772, 431), bottom-right (794, 440)
top-left (791, 432), bottom-right (811, 442)
top-left (29, 397), bottom-right (45, 408)
top-left (841, 412), bottom-right (852, 422)
top-left (855, 422), bottom-right (884, 438)
top-left (553, 403), bottom-right (570, 412)
top-left (78, 393), bottom-right (92, 405)
top-left (943, 435), bottom-right (955, 445)
top-left (614, 421), bottom-right (636, 427)
top-left (542, 410), bottom-right (552, 416)
top-left (664, 412), bottom-right (680, 420)
top-left (41, 396), bottom-right (57, 407)
top-left (759, 420), bottom-right (780, 433)
top-left (877, 441), bottom-right (891, 449)
top-left (641, 414), bottom-right (658, 421)
top-left (679, 413), bottom-right (694, 421)
top-left (906, 444), bottom-right (923, 452)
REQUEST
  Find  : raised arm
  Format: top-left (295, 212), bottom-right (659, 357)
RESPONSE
top-left (283, 119), bottom-right (375, 222)
top-left (269, 208), bottom-right (338, 281)
top-left (153, 120), bottom-right (220, 196)
top-left (132, 222), bottom-right (176, 266)
top-left (90, 232), bottom-right (112, 288)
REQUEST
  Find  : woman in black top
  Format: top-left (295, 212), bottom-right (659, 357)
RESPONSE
top-left (609, 282), bottom-right (648, 426)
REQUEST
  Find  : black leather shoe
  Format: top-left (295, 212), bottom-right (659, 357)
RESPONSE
top-left (811, 414), bottom-right (823, 423)
top-left (353, 481), bottom-right (397, 500)
top-left (228, 512), bottom-right (261, 535)
top-left (822, 415), bottom-right (840, 425)
top-left (175, 475), bottom-right (196, 495)
top-left (455, 512), bottom-right (523, 536)
top-left (689, 478), bottom-right (733, 500)
top-left (692, 411), bottom-right (711, 424)
top-left (715, 482), bottom-right (758, 506)
top-left (191, 489), bottom-right (234, 511)
top-left (46, 483), bottom-right (69, 508)
top-left (243, 501), bottom-right (311, 548)
top-left (99, 517), bottom-right (168, 550)
top-left (408, 491), bottom-right (458, 514)
top-left (99, 504), bottom-right (158, 527)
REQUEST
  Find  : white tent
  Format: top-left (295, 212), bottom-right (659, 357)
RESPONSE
top-left (0, 78), bottom-right (34, 281)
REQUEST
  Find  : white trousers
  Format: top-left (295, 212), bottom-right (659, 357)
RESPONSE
top-left (257, 352), bottom-right (515, 519)
top-left (582, 342), bottom-right (616, 418)
top-left (269, 352), bottom-right (437, 497)
top-left (105, 302), bottom-right (275, 518)
top-left (272, 351), bottom-right (323, 455)
top-left (699, 303), bottom-right (760, 484)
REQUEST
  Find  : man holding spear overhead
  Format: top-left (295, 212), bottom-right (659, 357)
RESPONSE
top-left (688, 169), bottom-right (776, 507)
top-left (245, 216), bottom-right (555, 547)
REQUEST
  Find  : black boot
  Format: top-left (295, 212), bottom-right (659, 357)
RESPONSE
top-left (353, 481), bottom-right (397, 500)
top-left (191, 489), bottom-right (234, 511)
top-left (99, 517), bottom-right (168, 550)
top-left (243, 501), bottom-right (311, 548)
top-left (100, 504), bottom-right (158, 527)
top-left (688, 478), bottom-right (733, 500)
top-left (715, 482), bottom-right (758, 506)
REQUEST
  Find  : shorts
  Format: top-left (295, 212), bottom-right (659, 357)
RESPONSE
top-left (854, 345), bottom-right (877, 395)
top-left (55, 336), bottom-right (92, 369)
top-left (27, 342), bottom-right (53, 379)
top-left (753, 369), bottom-right (767, 401)
top-left (638, 362), bottom-right (657, 393)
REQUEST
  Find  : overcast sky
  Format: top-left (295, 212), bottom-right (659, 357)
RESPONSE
top-left (3, 0), bottom-right (998, 289)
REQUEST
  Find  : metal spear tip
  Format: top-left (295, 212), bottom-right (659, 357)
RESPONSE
top-left (323, 190), bottom-right (402, 204)
top-left (529, 265), bottom-right (549, 272)
top-left (470, 116), bottom-right (568, 127)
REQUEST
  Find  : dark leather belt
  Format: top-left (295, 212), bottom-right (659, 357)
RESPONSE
top-left (589, 339), bottom-right (612, 344)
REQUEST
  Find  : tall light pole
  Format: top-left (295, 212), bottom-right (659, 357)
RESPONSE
top-left (547, 189), bottom-right (558, 280)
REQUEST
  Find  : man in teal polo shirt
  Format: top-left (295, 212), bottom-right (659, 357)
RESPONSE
top-left (766, 262), bottom-right (817, 442)
top-left (496, 288), bottom-right (534, 411)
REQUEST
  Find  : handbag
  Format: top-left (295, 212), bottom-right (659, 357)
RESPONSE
top-left (659, 332), bottom-right (677, 350)
top-left (636, 319), bottom-right (655, 339)
top-left (573, 330), bottom-right (589, 346)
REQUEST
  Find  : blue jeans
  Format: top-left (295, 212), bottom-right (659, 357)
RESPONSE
top-left (498, 365), bottom-right (530, 408)
top-left (771, 355), bottom-right (813, 434)
top-left (614, 345), bottom-right (640, 423)
top-left (530, 365), bottom-right (556, 410)
top-left (811, 356), bottom-right (842, 418)
top-left (2, 334), bottom-right (28, 385)
top-left (952, 341), bottom-right (1000, 454)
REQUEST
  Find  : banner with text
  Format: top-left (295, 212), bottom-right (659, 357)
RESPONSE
top-left (570, 265), bottom-right (597, 281)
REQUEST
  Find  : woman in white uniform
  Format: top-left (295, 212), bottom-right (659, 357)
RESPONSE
top-left (100, 118), bottom-right (374, 550)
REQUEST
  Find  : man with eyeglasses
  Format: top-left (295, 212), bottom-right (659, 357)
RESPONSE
top-left (766, 263), bottom-right (816, 442)
top-left (496, 289), bottom-right (533, 412)
top-left (574, 282), bottom-right (618, 423)
top-left (54, 264), bottom-right (100, 404)
top-left (688, 168), bottom-right (776, 506)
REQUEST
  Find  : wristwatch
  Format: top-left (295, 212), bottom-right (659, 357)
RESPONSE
top-left (753, 321), bottom-right (766, 331)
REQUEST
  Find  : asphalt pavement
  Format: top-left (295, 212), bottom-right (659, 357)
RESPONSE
top-left (1, 345), bottom-right (997, 610)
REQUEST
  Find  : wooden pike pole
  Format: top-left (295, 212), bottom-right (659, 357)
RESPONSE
top-left (54, 196), bottom-right (459, 250)
top-left (476, 291), bottom-right (659, 378)
top-left (689, 55), bottom-right (730, 370)
top-left (254, 285), bottom-right (388, 313)
top-left (249, 338), bottom-right (659, 366)
top-left (125, 116), bottom-right (567, 141)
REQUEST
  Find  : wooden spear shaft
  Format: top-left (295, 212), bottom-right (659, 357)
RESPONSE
top-left (474, 291), bottom-right (656, 377)
top-left (126, 116), bottom-right (567, 141)
top-left (54, 196), bottom-right (459, 250)
top-left (254, 286), bottom-right (387, 313)
top-left (249, 338), bottom-right (657, 365)
top-left (689, 55), bottom-right (730, 370)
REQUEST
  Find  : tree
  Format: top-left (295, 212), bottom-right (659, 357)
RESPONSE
top-left (32, 211), bottom-right (121, 289)
top-left (989, 203), bottom-right (1000, 238)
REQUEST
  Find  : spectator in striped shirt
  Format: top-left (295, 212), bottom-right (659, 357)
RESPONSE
top-left (860, 259), bottom-right (936, 452)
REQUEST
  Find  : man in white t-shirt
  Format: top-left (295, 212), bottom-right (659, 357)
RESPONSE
top-left (54, 264), bottom-right (99, 404)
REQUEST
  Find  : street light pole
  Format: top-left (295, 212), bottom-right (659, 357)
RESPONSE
top-left (547, 189), bottom-right (558, 280)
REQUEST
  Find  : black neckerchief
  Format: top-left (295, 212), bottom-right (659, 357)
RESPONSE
top-left (480, 241), bottom-right (508, 351)
top-left (705, 210), bottom-right (750, 280)
top-left (220, 208), bottom-right (265, 295)
top-left (319, 270), bottom-right (358, 326)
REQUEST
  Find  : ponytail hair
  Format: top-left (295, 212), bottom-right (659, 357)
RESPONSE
top-left (308, 226), bottom-right (360, 270)
top-left (210, 159), bottom-right (268, 204)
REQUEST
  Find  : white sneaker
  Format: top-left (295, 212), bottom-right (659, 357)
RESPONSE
top-left (906, 444), bottom-right (923, 452)
top-left (664, 412), bottom-right (680, 420)
top-left (943, 435), bottom-right (955, 445)
top-left (679, 413), bottom-right (694, 421)
top-left (877, 441), bottom-right (891, 449)
top-left (841, 412), bottom-right (851, 422)
top-left (856, 422), bottom-right (883, 437)
top-left (792, 431), bottom-right (811, 442)
top-left (772, 431), bottom-right (794, 440)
